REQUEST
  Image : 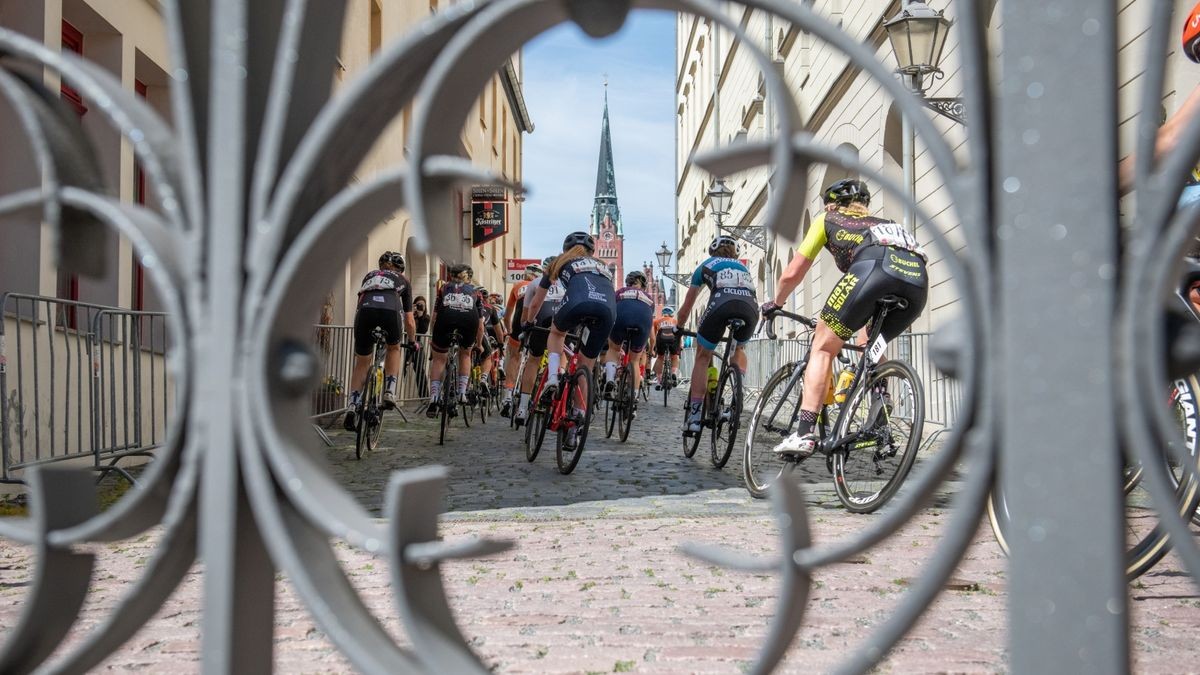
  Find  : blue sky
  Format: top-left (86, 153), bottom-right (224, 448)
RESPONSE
top-left (520, 10), bottom-right (676, 275)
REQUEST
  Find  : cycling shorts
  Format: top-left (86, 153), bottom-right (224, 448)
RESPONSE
top-left (508, 295), bottom-right (526, 344)
top-left (696, 300), bottom-right (758, 351)
top-left (820, 248), bottom-right (928, 341)
top-left (655, 337), bottom-right (681, 356)
top-left (430, 312), bottom-right (479, 353)
top-left (609, 301), bottom-right (653, 353)
top-left (553, 296), bottom-right (616, 359)
top-left (526, 317), bottom-right (553, 358)
top-left (353, 307), bottom-right (401, 356)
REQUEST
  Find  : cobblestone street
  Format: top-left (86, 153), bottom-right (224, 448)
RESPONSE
top-left (1, 397), bottom-right (1198, 672)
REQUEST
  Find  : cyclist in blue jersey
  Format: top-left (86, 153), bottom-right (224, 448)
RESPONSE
top-left (603, 270), bottom-right (655, 400)
top-left (676, 235), bottom-right (759, 433)
top-left (524, 232), bottom-right (617, 447)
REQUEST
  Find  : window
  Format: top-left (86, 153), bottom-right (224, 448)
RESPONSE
top-left (60, 21), bottom-right (86, 116)
top-left (491, 78), bottom-right (498, 151)
top-left (369, 0), bottom-right (382, 55)
top-left (133, 80), bottom-right (148, 311)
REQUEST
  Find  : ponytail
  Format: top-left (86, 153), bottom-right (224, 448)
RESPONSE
top-left (549, 245), bottom-right (589, 280)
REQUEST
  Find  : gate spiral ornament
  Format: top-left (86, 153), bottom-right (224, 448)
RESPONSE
top-left (0, 0), bottom-right (1192, 672)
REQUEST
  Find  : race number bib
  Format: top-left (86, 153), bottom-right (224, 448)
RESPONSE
top-left (545, 282), bottom-right (566, 301)
top-left (360, 275), bottom-right (396, 292)
top-left (866, 335), bottom-right (888, 364)
top-left (444, 292), bottom-right (474, 311)
top-left (714, 268), bottom-right (754, 290)
top-left (869, 222), bottom-right (926, 258)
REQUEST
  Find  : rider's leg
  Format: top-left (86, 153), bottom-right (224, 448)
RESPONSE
top-left (603, 339), bottom-right (621, 389)
top-left (457, 347), bottom-right (472, 401)
top-left (546, 327), bottom-right (567, 385)
top-left (732, 344), bottom-right (748, 375)
top-left (502, 337), bottom-right (520, 403)
top-left (428, 351), bottom-right (448, 401)
top-left (383, 343), bottom-right (402, 400)
top-left (349, 354), bottom-right (371, 406)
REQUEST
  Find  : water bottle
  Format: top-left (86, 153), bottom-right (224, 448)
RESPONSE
top-left (706, 365), bottom-right (719, 394)
top-left (833, 370), bottom-right (855, 404)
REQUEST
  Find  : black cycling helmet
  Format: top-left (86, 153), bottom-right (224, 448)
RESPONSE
top-left (448, 263), bottom-right (473, 279)
top-left (822, 179), bottom-right (871, 207)
top-left (379, 251), bottom-right (405, 271)
top-left (542, 255), bottom-right (556, 270)
top-left (708, 235), bottom-right (739, 256)
top-left (625, 270), bottom-right (648, 287)
top-left (563, 231), bottom-right (596, 253)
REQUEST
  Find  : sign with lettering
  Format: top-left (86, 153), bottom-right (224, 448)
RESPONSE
top-left (505, 258), bottom-right (541, 284)
top-left (471, 201), bottom-right (506, 247)
top-left (471, 185), bottom-right (508, 202)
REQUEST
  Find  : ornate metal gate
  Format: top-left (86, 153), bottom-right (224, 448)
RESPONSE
top-left (0, 0), bottom-right (1196, 672)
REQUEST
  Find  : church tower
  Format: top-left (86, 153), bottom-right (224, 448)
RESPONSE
top-left (590, 86), bottom-right (624, 282)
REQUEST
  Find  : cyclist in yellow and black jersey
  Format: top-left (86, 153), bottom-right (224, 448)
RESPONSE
top-left (761, 179), bottom-right (929, 458)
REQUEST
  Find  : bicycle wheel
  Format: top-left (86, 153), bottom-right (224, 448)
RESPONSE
top-left (711, 366), bottom-right (742, 469)
top-left (355, 368), bottom-right (377, 459)
top-left (478, 384), bottom-right (488, 424)
top-left (663, 380), bottom-right (671, 407)
top-left (366, 402), bottom-right (383, 452)
top-left (682, 397), bottom-right (703, 458)
top-left (619, 368), bottom-right (635, 442)
top-left (831, 360), bottom-right (924, 513)
top-left (743, 363), bottom-right (805, 499)
top-left (438, 360), bottom-right (455, 446)
top-left (510, 355), bottom-right (527, 429)
top-left (604, 374), bottom-right (618, 438)
top-left (988, 374), bottom-right (1200, 580)
top-left (557, 368), bottom-right (594, 475)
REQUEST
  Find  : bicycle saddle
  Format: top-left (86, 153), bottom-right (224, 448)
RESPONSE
top-left (877, 295), bottom-right (909, 311)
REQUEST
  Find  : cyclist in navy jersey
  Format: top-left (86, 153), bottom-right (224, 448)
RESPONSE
top-left (676, 235), bottom-right (759, 434)
top-left (523, 232), bottom-right (616, 446)
top-left (426, 264), bottom-right (486, 418)
top-left (603, 270), bottom-right (654, 400)
top-left (344, 251), bottom-right (416, 431)
top-left (511, 256), bottom-right (565, 426)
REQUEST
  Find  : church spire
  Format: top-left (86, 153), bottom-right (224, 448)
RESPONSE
top-left (591, 84), bottom-right (622, 236)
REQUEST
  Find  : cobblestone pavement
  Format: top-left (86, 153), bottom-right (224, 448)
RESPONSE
top-left (1, 395), bottom-right (1198, 672)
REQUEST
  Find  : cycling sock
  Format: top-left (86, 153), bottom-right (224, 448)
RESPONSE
top-left (517, 393), bottom-right (531, 414)
top-left (605, 361), bottom-right (617, 382)
top-left (429, 381), bottom-right (441, 401)
top-left (503, 387), bottom-right (513, 402)
top-left (384, 375), bottom-right (397, 394)
top-left (797, 409), bottom-right (818, 436)
top-left (687, 397), bottom-right (703, 420)
top-left (457, 375), bottom-right (469, 396)
top-left (350, 390), bottom-right (361, 406)
top-left (547, 352), bottom-right (561, 384)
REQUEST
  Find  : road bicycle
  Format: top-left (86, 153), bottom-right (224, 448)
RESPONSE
top-left (435, 329), bottom-right (476, 445)
top-left (604, 326), bottom-right (643, 443)
top-left (524, 323), bottom-right (598, 474)
top-left (745, 301), bottom-right (925, 513)
top-left (656, 352), bottom-right (679, 407)
top-left (989, 260), bottom-right (1200, 579)
top-left (508, 332), bottom-right (534, 429)
top-left (638, 361), bottom-right (651, 402)
top-left (351, 329), bottom-right (414, 459)
top-left (467, 351), bottom-right (489, 425)
top-left (679, 318), bottom-right (747, 470)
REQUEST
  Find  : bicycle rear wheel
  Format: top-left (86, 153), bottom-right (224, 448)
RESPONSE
top-left (557, 368), bottom-right (594, 475)
top-left (988, 374), bottom-right (1200, 580)
top-left (831, 360), bottom-right (924, 513)
top-left (743, 363), bottom-right (804, 499)
top-left (618, 368), bottom-right (635, 442)
top-left (682, 397), bottom-right (703, 458)
top-left (604, 376), bottom-right (618, 438)
top-left (711, 367), bottom-right (742, 469)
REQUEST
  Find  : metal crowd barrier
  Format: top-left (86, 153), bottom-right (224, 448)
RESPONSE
top-left (677, 330), bottom-right (958, 447)
top-left (0, 293), bottom-right (173, 484)
top-left (309, 325), bottom-right (432, 441)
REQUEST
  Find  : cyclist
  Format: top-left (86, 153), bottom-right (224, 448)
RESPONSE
top-left (512, 256), bottom-right (564, 426)
top-left (426, 264), bottom-right (486, 418)
top-left (475, 286), bottom-right (505, 398)
top-left (523, 232), bottom-right (616, 447)
top-left (761, 179), bottom-right (929, 458)
top-left (501, 260), bottom-right (544, 416)
top-left (603, 270), bottom-right (654, 402)
top-left (651, 306), bottom-right (681, 389)
top-left (676, 235), bottom-right (759, 434)
top-left (344, 251), bottom-right (416, 431)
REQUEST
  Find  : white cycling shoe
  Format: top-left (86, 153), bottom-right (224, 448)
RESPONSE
top-left (773, 432), bottom-right (818, 459)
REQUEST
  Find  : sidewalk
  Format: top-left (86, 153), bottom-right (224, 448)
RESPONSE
top-left (0, 398), bottom-right (1197, 672)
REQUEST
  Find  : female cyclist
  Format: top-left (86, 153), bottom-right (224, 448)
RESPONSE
top-left (761, 179), bottom-right (929, 458)
top-left (676, 235), bottom-right (759, 434)
top-left (512, 256), bottom-right (564, 426)
top-left (603, 270), bottom-right (655, 401)
top-left (426, 264), bottom-right (485, 418)
top-left (523, 232), bottom-right (617, 447)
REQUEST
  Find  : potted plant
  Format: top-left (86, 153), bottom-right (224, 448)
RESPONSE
top-left (312, 375), bottom-right (345, 427)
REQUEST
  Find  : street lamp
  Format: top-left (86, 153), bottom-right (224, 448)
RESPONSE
top-left (707, 178), bottom-right (734, 229)
top-left (883, 1), bottom-right (961, 124)
top-left (655, 241), bottom-right (672, 271)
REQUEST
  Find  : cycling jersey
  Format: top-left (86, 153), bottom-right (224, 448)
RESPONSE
top-left (506, 280), bottom-right (530, 315)
top-left (356, 269), bottom-right (413, 313)
top-left (653, 316), bottom-right (678, 341)
top-left (544, 256), bottom-right (617, 359)
top-left (689, 257), bottom-right (758, 351)
top-left (610, 286), bottom-right (654, 352)
top-left (525, 274), bottom-right (566, 323)
top-left (797, 206), bottom-right (928, 273)
top-left (431, 281), bottom-right (483, 352)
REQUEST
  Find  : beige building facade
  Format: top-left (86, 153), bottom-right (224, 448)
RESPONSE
top-left (676, 0), bottom-right (1200, 333)
top-left (0, 0), bottom-right (532, 325)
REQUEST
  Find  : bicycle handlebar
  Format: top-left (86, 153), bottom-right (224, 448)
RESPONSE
top-left (763, 309), bottom-right (817, 340)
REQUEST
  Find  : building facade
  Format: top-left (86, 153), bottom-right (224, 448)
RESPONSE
top-left (0, 0), bottom-right (532, 326)
top-left (675, 0), bottom-right (1200, 333)
top-left (590, 89), bottom-right (624, 282)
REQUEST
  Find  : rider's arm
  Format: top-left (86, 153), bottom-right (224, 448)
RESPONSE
top-left (676, 286), bottom-right (702, 328)
top-left (772, 254), bottom-right (815, 306)
top-left (1119, 83), bottom-right (1200, 194)
top-left (525, 284), bottom-right (548, 321)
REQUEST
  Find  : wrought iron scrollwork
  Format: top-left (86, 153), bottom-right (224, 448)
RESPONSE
top-left (0, 0), bottom-right (1191, 672)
